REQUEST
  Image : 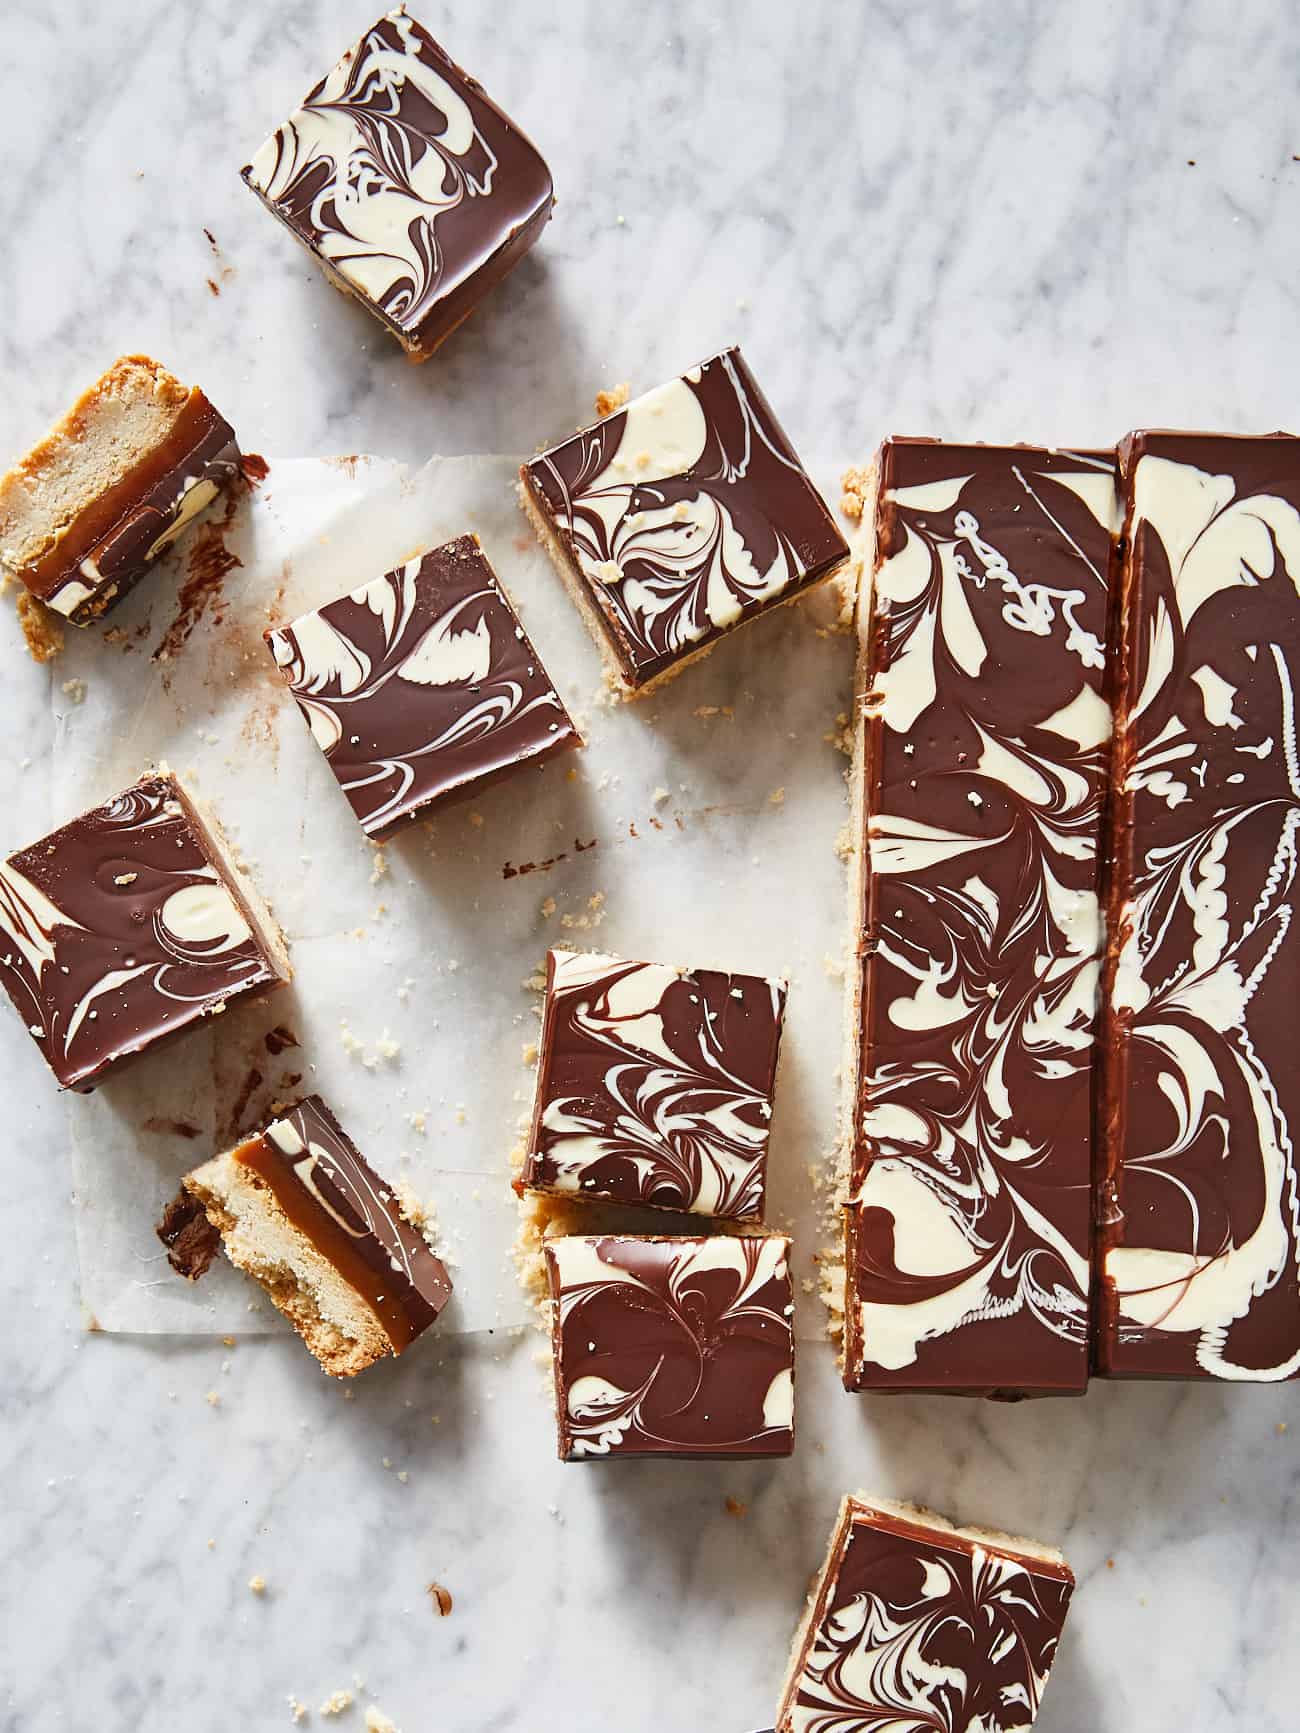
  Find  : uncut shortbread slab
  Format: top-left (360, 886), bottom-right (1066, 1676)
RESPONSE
top-left (1098, 430), bottom-right (1300, 1382)
top-left (0, 355), bottom-right (240, 623)
top-left (776, 1494), bottom-right (1074, 1733)
top-left (843, 440), bottom-right (1118, 1396)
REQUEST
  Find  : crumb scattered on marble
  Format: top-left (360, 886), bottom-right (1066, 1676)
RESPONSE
top-left (724, 1495), bottom-right (748, 1519)
top-left (206, 1390), bottom-right (221, 1408)
top-left (540, 896), bottom-right (556, 919)
top-left (249, 1574), bottom-right (267, 1595)
top-left (289, 1696), bottom-right (309, 1724)
top-left (840, 464), bottom-right (872, 522)
top-left (319, 1690), bottom-right (353, 1717)
top-left (427, 1581), bottom-right (454, 1617)
top-left (17, 591), bottom-right (64, 663)
top-left (369, 849), bottom-right (388, 885)
top-left (61, 677), bottom-right (87, 704)
top-left (595, 381), bottom-right (630, 417)
top-left (364, 1710), bottom-right (400, 1733)
top-left (769, 786), bottom-right (785, 807)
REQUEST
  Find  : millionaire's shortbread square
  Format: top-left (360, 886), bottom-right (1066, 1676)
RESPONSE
top-left (520, 348), bottom-right (848, 695)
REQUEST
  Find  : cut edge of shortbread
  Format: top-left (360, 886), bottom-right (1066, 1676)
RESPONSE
top-left (183, 1147), bottom-right (393, 1377)
top-left (822, 456), bottom-right (881, 1363)
top-left (0, 356), bottom-right (194, 578)
top-left (168, 771), bottom-right (294, 991)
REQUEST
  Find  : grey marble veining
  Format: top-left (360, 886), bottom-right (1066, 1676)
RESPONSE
top-left (1, 3), bottom-right (1298, 1730)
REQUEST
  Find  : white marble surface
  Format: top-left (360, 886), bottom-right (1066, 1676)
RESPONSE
top-left (2, 3), bottom-right (1299, 1730)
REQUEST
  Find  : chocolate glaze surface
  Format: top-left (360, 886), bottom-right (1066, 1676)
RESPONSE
top-left (28, 392), bottom-right (240, 623)
top-left (523, 949), bottom-right (786, 1220)
top-left (1099, 430), bottom-right (1300, 1380)
top-left (236, 1095), bottom-right (451, 1350)
top-left (544, 1235), bottom-right (794, 1460)
top-left (265, 534), bottom-right (579, 839)
top-left (777, 1497), bottom-right (1073, 1733)
top-left (846, 440), bottom-right (1118, 1395)
top-left (242, 9), bottom-right (553, 358)
top-left (522, 347), bottom-right (848, 688)
top-left (0, 774), bottom-right (286, 1091)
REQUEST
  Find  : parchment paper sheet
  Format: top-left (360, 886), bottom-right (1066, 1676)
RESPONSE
top-left (51, 452), bottom-right (861, 1340)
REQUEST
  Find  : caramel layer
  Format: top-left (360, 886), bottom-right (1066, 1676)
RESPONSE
top-left (234, 1134), bottom-right (418, 1352)
top-left (23, 390), bottom-right (234, 603)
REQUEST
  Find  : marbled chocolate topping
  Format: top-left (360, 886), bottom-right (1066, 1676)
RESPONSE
top-left (265, 534), bottom-right (580, 839)
top-left (522, 347), bottom-right (849, 687)
top-left (242, 8), bottom-right (553, 358)
top-left (30, 392), bottom-right (240, 623)
top-left (1099, 431), bottom-right (1300, 1381)
top-left (846, 441), bottom-right (1119, 1395)
top-left (0, 774), bottom-right (285, 1091)
top-left (237, 1095), bottom-right (451, 1350)
top-left (544, 1234), bottom-right (794, 1460)
top-left (523, 949), bottom-right (786, 1220)
top-left (778, 1497), bottom-right (1073, 1733)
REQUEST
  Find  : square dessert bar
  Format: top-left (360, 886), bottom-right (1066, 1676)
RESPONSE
top-left (520, 347), bottom-right (850, 696)
top-left (0, 355), bottom-right (241, 623)
top-left (265, 534), bottom-right (581, 839)
top-left (183, 1095), bottom-right (452, 1376)
top-left (0, 773), bottom-right (289, 1091)
top-left (242, 8), bottom-right (554, 360)
top-left (776, 1495), bottom-right (1074, 1733)
top-left (1098, 431), bottom-right (1300, 1382)
top-left (843, 440), bottom-right (1118, 1397)
top-left (543, 1234), bottom-right (795, 1460)
top-left (522, 948), bottom-right (787, 1221)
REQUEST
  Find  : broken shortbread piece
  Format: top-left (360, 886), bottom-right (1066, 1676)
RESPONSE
top-left (183, 1096), bottom-right (452, 1377)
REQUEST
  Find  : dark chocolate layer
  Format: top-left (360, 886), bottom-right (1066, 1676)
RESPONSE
top-left (265, 534), bottom-right (579, 839)
top-left (1099, 430), bottom-right (1300, 1381)
top-left (242, 10), bottom-right (553, 358)
top-left (0, 774), bottom-right (286, 1091)
top-left (523, 949), bottom-right (786, 1220)
top-left (777, 1497), bottom-right (1073, 1732)
top-left (156, 1184), bottom-right (223, 1280)
top-left (846, 441), bottom-right (1118, 1396)
top-left (544, 1234), bottom-right (794, 1461)
top-left (236, 1095), bottom-right (451, 1350)
top-left (27, 391), bottom-right (240, 623)
top-left (522, 347), bottom-right (849, 688)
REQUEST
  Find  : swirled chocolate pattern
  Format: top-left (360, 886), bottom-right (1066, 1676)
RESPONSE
top-left (0, 774), bottom-right (288, 1090)
top-left (777, 1496), bottom-right (1074, 1733)
top-left (521, 348), bottom-right (849, 692)
top-left (265, 535), bottom-right (580, 839)
top-left (242, 9), bottom-right (553, 359)
top-left (845, 441), bottom-right (1118, 1395)
top-left (1099, 432), bottom-right (1300, 1380)
top-left (543, 1234), bottom-right (794, 1460)
top-left (523, 949), bottom-right (787, 1220)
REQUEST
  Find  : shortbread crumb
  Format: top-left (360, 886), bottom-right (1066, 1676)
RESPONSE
top-left (594, 381), bottom-right (630, 417)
